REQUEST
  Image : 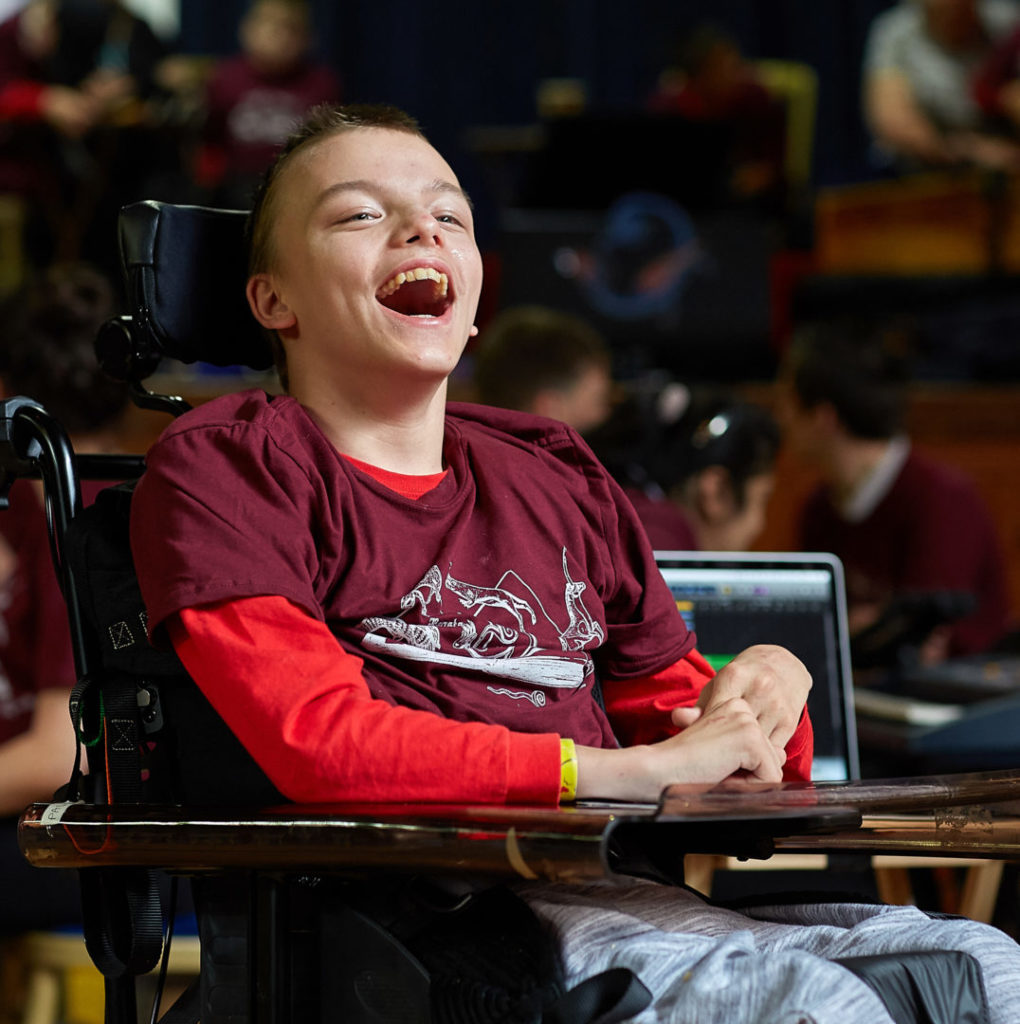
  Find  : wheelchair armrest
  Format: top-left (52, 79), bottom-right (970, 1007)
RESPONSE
top-left (16, 795), bottom-right (864, 885)
top-left (18, 801), bottom-right (628, 882)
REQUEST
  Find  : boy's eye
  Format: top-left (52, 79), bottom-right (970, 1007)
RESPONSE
top-left (345, 211), bottom-right (377, 222)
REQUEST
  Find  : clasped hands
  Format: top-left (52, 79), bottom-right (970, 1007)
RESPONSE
top-left (672, 643), bottom-right (811, 778)
top-left (576, 645), bottom-right (811, 803)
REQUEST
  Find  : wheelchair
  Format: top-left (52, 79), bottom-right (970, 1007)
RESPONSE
top-left (5, 200), bottom-right (1020, 1024)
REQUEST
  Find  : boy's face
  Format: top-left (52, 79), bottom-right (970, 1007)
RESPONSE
top-left (249, 128), bottom-right (483, 395)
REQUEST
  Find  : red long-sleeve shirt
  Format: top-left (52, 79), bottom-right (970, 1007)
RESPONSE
top-left (169, 595), bottom-right (812, 807)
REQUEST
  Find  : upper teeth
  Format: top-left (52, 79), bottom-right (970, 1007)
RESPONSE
top-left (378, 266), bottom-right (449, 299)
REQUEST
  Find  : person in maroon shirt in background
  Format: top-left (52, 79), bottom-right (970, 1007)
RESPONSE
top-left (0, 262), bottom-right (129, 933)
top-left (196, 0), bottom-right (340, 209)
top-left (777, 321), bottom-right (1011, 666)
top-left (0, 0), bottom-right (102, 145)
top-left (0, 0), bottom-right (175, 273)
top-left (0, 0), bottom-right (104, 250)
top-left (470, 308), bottom-right (725, 552)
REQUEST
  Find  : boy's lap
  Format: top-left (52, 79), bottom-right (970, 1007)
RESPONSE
top-left (519, 879), bottom-right (898, 1023)
top-left (520, 878), bottom-right (1020, 1022)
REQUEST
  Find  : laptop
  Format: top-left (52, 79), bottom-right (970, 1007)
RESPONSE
top-left (654, 551), bottom-right (860, 782)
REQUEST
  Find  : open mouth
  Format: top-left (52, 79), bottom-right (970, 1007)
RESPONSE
top-left (376, 267), bottom-right (452, 318)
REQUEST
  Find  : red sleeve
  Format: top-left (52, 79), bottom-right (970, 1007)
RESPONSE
top-left (973, 25), bottom-right (1020, 114)
top-left (0, 80), bottom-right (46, 120)
top-left (169, 595), bottom-right (562, 806)
top-left (603, 649), bottom-right (715, 746)
top-left (603, 651), bottom-right (814, 782)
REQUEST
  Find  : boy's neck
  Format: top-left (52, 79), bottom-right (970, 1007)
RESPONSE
top-left (293, 377), bottom-right (449, 475)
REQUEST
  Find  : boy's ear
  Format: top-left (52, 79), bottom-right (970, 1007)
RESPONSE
top-left (246, 273), bottom-right (296, 331)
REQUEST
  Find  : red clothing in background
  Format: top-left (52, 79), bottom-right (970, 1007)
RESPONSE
top-left (799, 450), bottom-right (1010, 656)
top-left (0, 10), bottom-right (51, 196)
top-left (973, 23), bottom-right (1020, 116)
top-left (0, 482), bottom-right (71, 743)
top-left (623, 485), bottom-right (699, 552)
top-left (0, 12), bottom-right (46, 122)
top-left (200, 55), bottom-right (340, 186)
top-left (0, 479), bottom-right (105, 743)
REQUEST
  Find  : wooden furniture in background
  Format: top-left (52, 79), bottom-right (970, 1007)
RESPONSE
top-left (684, 854), bottom-right (1005, 925)
top-left (814, 171), bottom-right (1020, 276)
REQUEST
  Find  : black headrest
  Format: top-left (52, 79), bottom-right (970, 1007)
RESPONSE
top-left (116, 200), bottom-right (274, 372)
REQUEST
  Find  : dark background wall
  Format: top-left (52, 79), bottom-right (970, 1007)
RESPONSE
top-left (176, 0), bottom-right (911, 383)
top-left (179, 0), bottom-right (896, 198)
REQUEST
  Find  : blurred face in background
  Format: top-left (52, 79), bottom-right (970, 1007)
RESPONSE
top-left (531, 361), bottom-right (613, 436)
top-left (680, 466), bottom-right (774, 552)
top-left (774, 372), bottom-right (831, 470)
top-left (242, 0), bottom-right (310, 75)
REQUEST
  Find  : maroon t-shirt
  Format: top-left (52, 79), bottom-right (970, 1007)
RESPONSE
top-left (799, 449), bottom-right (1010, 656)
top-left (131, 392), bottom-right (695, 748)
top-left (204, 55), bottom-right (341, 178)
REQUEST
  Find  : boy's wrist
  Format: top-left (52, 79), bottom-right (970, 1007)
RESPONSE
top-left (575, 743), bottom-right (657, 803)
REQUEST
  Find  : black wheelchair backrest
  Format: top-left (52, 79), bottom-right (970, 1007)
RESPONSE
top-left (96, 200), bottom-right (274, 386)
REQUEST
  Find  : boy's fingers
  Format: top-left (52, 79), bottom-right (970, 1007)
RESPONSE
top-left (670, 706), bottom-right (702, 729)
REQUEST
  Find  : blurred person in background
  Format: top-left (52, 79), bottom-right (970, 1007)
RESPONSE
top-left (972, 13), bottom-right (1020, 131)
top-left (472, 305), bottom-right (613, 436)
top-left (776, 321), bottom-right (1010, 664)
top-left (647, 22), bottom-right (786, 208)
top-left (863, 0), bottom-right (1020, 170)
top-left (589, 385), bottom-right (780, 553)
top-left (196, 0), bottom-right (340, 208)
top-left (0, 0), bottom-right (177, 271)
top-left (0, 262), bottom-right (128, 933)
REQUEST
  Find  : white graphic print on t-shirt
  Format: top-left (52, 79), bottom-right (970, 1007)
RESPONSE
top-left (358, 548), bottom-right (603, 696)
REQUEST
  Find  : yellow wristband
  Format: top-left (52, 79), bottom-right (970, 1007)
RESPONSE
top-left (559, 737), bottom-right (578, 803)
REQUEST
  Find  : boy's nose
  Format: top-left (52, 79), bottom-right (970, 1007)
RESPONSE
top-left (403, 210), bottom-right (441, 245)
top-left (404, 230), bottom-right (441, 245)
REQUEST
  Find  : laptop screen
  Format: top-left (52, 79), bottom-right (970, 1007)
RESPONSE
top-left (655, 551), bottom-right (860, 782)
